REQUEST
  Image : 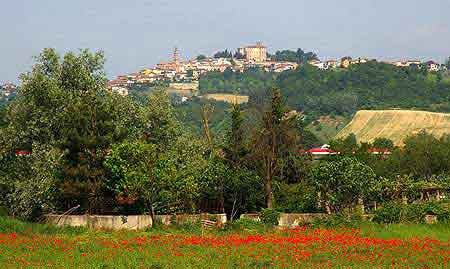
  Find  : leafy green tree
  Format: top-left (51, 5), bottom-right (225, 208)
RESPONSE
top-left (271, 48), bottom-right (318, 63)
top-left (0, 144), bottom-right (60, 220)
top-left (372, 137), bottom-right (394, 150)
top-left (2, 48), bottom-right (144, 214)
top-left (398, 132), bottom-right (450, 178)
top-left (329, 134), bottom-right (358, 155)
top-left (309, 157), bottom-right (376, 213)
top-left (143, 88), bottom-right (180, 150)
top-left (104, 142), bottom-right (159, 217)
top-left (249, 89), bottom-right (302, 208)
top-left (225, 103), bottom-right (246, 164)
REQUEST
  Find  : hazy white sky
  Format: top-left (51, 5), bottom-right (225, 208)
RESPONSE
top-left (1, 0), bottom-right (449, 83)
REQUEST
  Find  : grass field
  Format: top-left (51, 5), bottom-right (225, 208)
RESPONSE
top-left (1, 217), bottom-right (450, 268)
top-left (336, 110), bottom-right (450, 146)
top-left (202, 94), bottom-right (249, 104)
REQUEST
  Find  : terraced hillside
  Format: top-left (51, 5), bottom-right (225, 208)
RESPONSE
top-left (336, 110), bottom-right (450, 146)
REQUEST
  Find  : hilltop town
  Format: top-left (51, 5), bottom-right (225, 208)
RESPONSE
top-left (107, 42), bottom-right (449, 96)
top-left (0, 83), bottom-right (17, 102)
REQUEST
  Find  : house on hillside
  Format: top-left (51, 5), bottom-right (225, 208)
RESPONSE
top-left (426, 61), bottom-right (440, 72)
top-left (306, 144), bottom-right (338, 160)
top-left (308, 59), bottom-right (325, 70)
top-left (325, 59), bottom-right (338, 69)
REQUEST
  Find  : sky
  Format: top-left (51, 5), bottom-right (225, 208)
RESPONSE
top-left (1, 0), bottom-right (450, 83)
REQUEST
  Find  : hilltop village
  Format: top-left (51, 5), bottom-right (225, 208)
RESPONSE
top-left (106, 42), bottom-right (449, 97)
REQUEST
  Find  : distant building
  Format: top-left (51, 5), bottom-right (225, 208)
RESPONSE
top-left (306, 144), bottom-right (338, 160)
top-left (426, 60), bottom-right (440, 72)
top-left (1, 83), bottom-right (17, 97)
top-left (351, 58), bottom-right (369, 65)
top-left (340, 57), bottom-right (352, 68)
top-left (325, 59), bottom-right (338, 69)
top-left (238, 42), bottom-right (268, 62)
top-left (308, 59), bottom-right (325, 69)
top-left (111, 86), bottom-right (129, 96)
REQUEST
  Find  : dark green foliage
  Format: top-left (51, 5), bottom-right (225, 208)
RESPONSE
top-left (200, 61), bottom-right (450, 121)
top-left (270, 48), bottom-right (318, 63)
top-left (199, 68), bottom-right (275, 96)
top-left (274, 182), bottom-right (319, 213)
top-left (373, 202), bottom-right (403, 224)
top-left (213, 49), bottom-right (232, 59)
top-left (372, 137), bottom-right (395, 150)
top-left (260, 208), bottom-right (280, 226)
top-left (309, 157), bottom-right (376, 213)
top-left (373, 202), bottom-right (450, 224)
top-left (196, 55), bottom-right (207, 61)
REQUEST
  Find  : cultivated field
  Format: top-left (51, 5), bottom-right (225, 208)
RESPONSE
top-left (202, 94), bottom-right (249, 104)
top-left (1, 217), bottom-right (450, 268)
top-left (336, 110), bottom-right (450, 146)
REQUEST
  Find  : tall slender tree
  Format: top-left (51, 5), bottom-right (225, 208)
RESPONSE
top-left (249, 88), bottom-right (301, 208)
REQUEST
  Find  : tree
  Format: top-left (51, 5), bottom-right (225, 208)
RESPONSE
top-left (249, 88), bottom-right (302, 208)
top-left (143, 88), bottom-right (179, 150)
top-left (329, 134), bottom-right (358, 155)
top-left (372, 137), bottom-right (394, 150)
top-left (225, 103), bottom-right (246, 165)
top-left (104, 142), bottom-right (159, 217)
top-left (0, 144), bottom-right (60, 221)
top-left (196, 55), bottom-right (207, 61)
top-left (214, 49), bottom-right (232, 59)
top-left (446, 57), bottom-right (450, 69)
top-left (271, 48), bottom-right (318, 63)
top-left (309, 157), bottom-right (376, 214)
top-left (233, 51), bottom-right (245, 60)
top-left (2, 48), bottom-right (144, 214)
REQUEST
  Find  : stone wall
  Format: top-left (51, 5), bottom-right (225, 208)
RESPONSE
top-left (240, 213), bottom-right (328, 227)
top-left (155, 213), bottom-right (227, 226)
top-left (46, 215), bottom-right (152, 230)
top-left (46, 213), bottom-right (227, 230)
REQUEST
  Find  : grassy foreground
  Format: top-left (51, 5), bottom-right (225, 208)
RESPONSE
top-left (0, 217), bottom-right (450, 268)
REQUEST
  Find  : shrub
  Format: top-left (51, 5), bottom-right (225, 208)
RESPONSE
top-left (373, 202), bottom-right (402, 224)
top-left (373, 202), bottom-right (450, 224)
top-left (223, 218), bottom-right (265, 232)
top-left (260, 208), bottom-right (280, 226)
top-left (0, 206), bottom-right (8, 217)
top-left (402, 204), bottom-right (426, 223)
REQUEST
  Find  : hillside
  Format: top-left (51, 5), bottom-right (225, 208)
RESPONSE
top-left (306, 115), bottom-right (350, 143)
top-left (336, 110), bottom-right (450, 146)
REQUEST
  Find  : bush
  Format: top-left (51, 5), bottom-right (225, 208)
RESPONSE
top-left (260, 208), bottom-right (280, 226)
top-left (373, 202), bottom-right (402, 224)
top-left (223, 218), bottom-right (266, 232)
top-left (373, 202), bottom-right (450, 224)
top-left (0, 206), bottom-right (8, 217)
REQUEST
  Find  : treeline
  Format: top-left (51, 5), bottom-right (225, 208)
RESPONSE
top-left (200, 61), bottom-right (450, 119)
top-left (199, 67), bottom-right (276, 96)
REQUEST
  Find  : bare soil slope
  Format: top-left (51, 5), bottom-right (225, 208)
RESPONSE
top-left (336, 110), bottom-right (450, 146)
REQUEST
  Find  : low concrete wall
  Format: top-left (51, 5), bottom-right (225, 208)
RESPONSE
top-left (240, 213), bottom-right (328, 226)
top-left (155, 213), bottom-right (227, 225)
top-left (46, 215), bottom-right (152, 230)
top-left (46, 213), bottom-right (227, 230)
top-left (278, 213), bottom-right (328, 227)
